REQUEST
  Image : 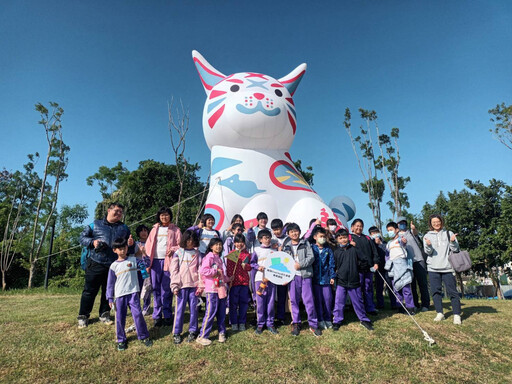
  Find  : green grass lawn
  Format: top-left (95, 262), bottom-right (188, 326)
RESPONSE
top-left (1, 289), bottom-right (511, 384)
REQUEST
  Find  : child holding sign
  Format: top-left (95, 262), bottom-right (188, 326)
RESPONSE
top-left (225, 234), bottom-right (253, 331)
top-left (251, 229), bottom-right (278, 335)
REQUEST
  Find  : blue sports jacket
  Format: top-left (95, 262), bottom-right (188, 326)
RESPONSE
top-left (311, 244), bottom-right (336, 285)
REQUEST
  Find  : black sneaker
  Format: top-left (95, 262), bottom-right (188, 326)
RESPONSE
top-left (187, 332), bottom-right (198, 342)
top-left (406, 308), bottom-right (416, 316)
top-left (173, 334), bottom-right (182, 344)
top-left (332, 322), bottom-right (342, 331)
top-left (141, 338), bottom-right (153, 347)
top-left (254, 327), bottom-right (263, 335)
top-left (117, 341), bottom-right (127, 351)
top-left (153, 318), bottom-right (163, 327)
top-left (310, 327), bottom-right (322, 337)
top-left (274, 319), bottom-right (284, 327)
top-left (291, 324), bottom-right (300, 336)
top-left (163, 318), bottom-right (172, 327)
top-left (360, 321), bottom-right (374, 331)
top-left (268, 326), bottom-right (279, 335)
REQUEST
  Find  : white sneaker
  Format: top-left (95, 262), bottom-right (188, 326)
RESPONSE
top-left (453, 315), bottom-right (462, 325)
top-left (325, 321), bottom-right (333, 329)
top-left (125, 324), bottom-right (136, 333)
top-left (433, 313), bottom-right (445, 322)
top-left (196, 337), bottom-right (212, 346)
top-left (99, 311), bottom-right (113, 325)
top-left (218, 333), bottom-right (226, 343)
top-left (319, 321), bottom-right (327, 330)
top-left (77, 316), bottom-right (88, 329)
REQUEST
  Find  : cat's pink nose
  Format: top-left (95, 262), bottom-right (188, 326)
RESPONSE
top-left (253, 93), bottom-right (264, 100)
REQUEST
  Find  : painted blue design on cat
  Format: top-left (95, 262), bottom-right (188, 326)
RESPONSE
top-left (236, 101), bottom-right (281, 116)
top-left (247, 79), bottom-right (268, 89)
top-left (288, 104), bottom-right (296, 118)
top-left (208, 98), bottom-right (226, 113)
top-left (212, 157), bottom-right (243, 175)
top-left (219, 174), bottom-right (265, 198)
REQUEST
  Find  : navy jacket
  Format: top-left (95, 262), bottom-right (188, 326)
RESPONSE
top-left (311, 244), bottom-right (335, 286)
top-left (350, 234), bottom-right (379, 272)
top-left (80, 218), bottom-right (133, 265)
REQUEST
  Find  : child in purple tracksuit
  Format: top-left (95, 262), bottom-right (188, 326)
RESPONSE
top-left (311, 227), bottom-right (336, 330)
top-left (251, 229), bottom-right (278, 335)
top-left (170, 230), bottom-right (201, 344)
top-left (385, 222), bottom-right (415, 314)
top-left (107, 238), bottom-right (153, 351)
top-left (196, 238), bottom-right (229, 346)
top-left (332, 229), bottom-right (373, 331)
top-left (282, 223), bottom-right (321, 337)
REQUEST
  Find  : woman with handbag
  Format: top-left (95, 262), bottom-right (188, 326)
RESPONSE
top-left (423, 214), bottom-right (462, 325)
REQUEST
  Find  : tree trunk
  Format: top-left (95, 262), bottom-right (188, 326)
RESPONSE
top-left (456, 272), bottom-right (464, 296)
top-left (28, 261), bottom-right (36, 289)
top-left (2, 270), bottom-right (6, 291)
top-left (489, 270), bottom-right (504, 299)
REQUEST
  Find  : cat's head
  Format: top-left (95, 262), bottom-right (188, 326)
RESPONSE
top-left (192, 50), bottom-right (306, 150)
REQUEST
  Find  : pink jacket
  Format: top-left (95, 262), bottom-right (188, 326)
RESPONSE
top-left (170, 248), bottom-right (200, 291)
top-left (146, 223), bottom-right (182, 271)
top-left (200, 252), bottom-right (228, 294)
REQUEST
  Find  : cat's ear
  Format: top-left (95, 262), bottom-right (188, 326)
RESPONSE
top-left (278, 63), bottom-right (307, 96)
top-left (192, 50), bottom-right (226, 94)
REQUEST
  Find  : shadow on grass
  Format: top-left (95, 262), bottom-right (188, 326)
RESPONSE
top-left (439, 302), bottom-right (498, 319)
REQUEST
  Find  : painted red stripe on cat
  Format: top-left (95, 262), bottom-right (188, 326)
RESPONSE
top-left (209, 90), bottom-right (227, 99)
top-left (226, 79), bottom-right (243, 83)
top-left (208, 104), bottom-right (225, 129)
top-left (280, 70), bottom-right (305, 85)
top-left (271, 83), bottom-right (284, 88)
top-left (287, 111), bottom-right (296, 135)
top-left (193, 57), bottom-right (225, 91)
top-left (286, 97), bottom-right (295, 106)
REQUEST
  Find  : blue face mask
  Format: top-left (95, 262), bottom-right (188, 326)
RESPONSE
top-left (387, 230), bottom-right (396, 238)
top-left (398, 223), bottom-right (407, 231)
top-left (338, 243), bottom-right (348, 248)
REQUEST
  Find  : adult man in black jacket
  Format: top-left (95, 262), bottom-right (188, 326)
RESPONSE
top-left (77, 203), bottom-right (134, 328)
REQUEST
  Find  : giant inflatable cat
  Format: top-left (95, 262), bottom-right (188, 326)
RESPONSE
top-left (192, 50), bottom-right (354, 232)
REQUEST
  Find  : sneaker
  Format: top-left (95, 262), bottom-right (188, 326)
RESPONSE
top-left (141, 338), bottom-right (153, 347)
top-left (291, 324), bottom-right (300, 337)
top-left (125, 324), bottom-right (136, 333)
top-left (453, 314), bottom-right (462, 325)
top-left (153, 318), bottom-right (163, 327)
top-left (360, 321), bottom-right (374, 331)
top-left (196, 337), bottom-right (212, 346)
top-left (77, 316), bottom-right (88, 329)
top-left (433, 313), bottom-right (445, 322)
top-left (99, 311), bottom-right (113, 325)
top-left (231, 324), bottom-right (239, 331)
top-left (318, 321), bottom-right (327, 330)
top-left (218, 333), bottom-right (226, 343)
top-left (117, 341), bottom-right (127, 351)
top-left (310, 327), bottom-right (322, 337)
top-left (187, 332), bottom-right (198, 342)
top-left (239, 324), bottom-right (246, 331)
top-left (162, 318), bottom-right (172, 327)
top-left (332, 322), bottom-right (342, 331)
top-left (173, 334), bottom-right (182, 344)
top-left (325, 321), bottom-right (333, 329)
top-left (268, 326), bottom-right (279, 335)
top-left (421, 307), bottom-right (429, 312)
top-left (254, 327), bottom-right (263, 335)
top-left (406, 308), bottom-right (416, 316)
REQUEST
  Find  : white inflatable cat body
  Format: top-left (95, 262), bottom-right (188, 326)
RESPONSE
top-left (192, 50), bottom-right (350, 232)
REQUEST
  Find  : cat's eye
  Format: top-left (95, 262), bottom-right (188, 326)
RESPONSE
top-left (274, 89), bottom-right (283, 97)
top-left (230, 85), bottom-right (240, 92)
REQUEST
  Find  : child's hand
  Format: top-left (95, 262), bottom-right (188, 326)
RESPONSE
top-left (294, 262), bottom-right (300, 271)
top-left (373, 264), bottom-right (379, 271)
top-left (271, 243), bottom-right (278, 250)
top-left (450, 233), bottom-right (458, 242)
top-left (315, 218), bottom-right (321, 225)
top-left (258, 266), bottom-right (265, 272)
top-left (173, 288), bottom-right (179, 295)
top-left (350, 240), bottom-right (356, 247)
top-left (146, 267), bottom-right (151, 275)
top-left (241, 263), bottom-right (246, 269)
top-left (401, 237), bottom-right (407, 244)
top-left (330, 279), bottom-right (334, 285)
top-left (425, 239), bottom-right (432, 246)
top-left (109, 302), bottom-right (113, 309)
top-left (128, 235), bottom-right (134, 247)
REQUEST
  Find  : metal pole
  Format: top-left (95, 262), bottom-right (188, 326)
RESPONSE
top-left (44, 222), bottom-right (56, 290)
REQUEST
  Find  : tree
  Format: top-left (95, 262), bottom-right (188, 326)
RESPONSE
top-left (86, 161), bottom-right (128, 200)
top-left (344, 108), bottom-right (384, 231)
top-left (292, 159), bottom-right (314, 186)
top-left (89, 160), bottom-right (206, 230)
top-left (488, 102), bottom-right (512, 150)
top-left (27, 102), bottom-right (70, 288)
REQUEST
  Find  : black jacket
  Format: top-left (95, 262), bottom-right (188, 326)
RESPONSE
top-left (350, 234), bottom-right (379, 272)
top-left (334, 245), bottom-right (362, 289)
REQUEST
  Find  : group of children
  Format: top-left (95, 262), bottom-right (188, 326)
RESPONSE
top-left (107, 210), bottom-right (416, 350)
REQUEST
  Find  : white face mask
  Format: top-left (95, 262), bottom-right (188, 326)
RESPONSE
top-left (317, 237), bottom-right (326, 245)
top-left (329, 225), bottom-right (337, 232)
top-left (371, 234), bottom-right (381, 239)
top-left (387, 230), bottom-right (396, 238)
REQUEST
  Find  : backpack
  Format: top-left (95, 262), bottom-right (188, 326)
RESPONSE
top-left (446, 231), bottom-right (472, 273)
top-left (80, 223), bottom-right (95, 270)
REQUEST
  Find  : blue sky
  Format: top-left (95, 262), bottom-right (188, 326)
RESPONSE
top-left (1, 1), bottom-right (511, 230)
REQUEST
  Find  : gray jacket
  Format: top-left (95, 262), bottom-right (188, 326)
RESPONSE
top-left (282, 238), bottom-right (314, 279)
top-left (423, 229), bottom-right (460, 273)
top-left (400, 230), bottom-right (426, 264)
